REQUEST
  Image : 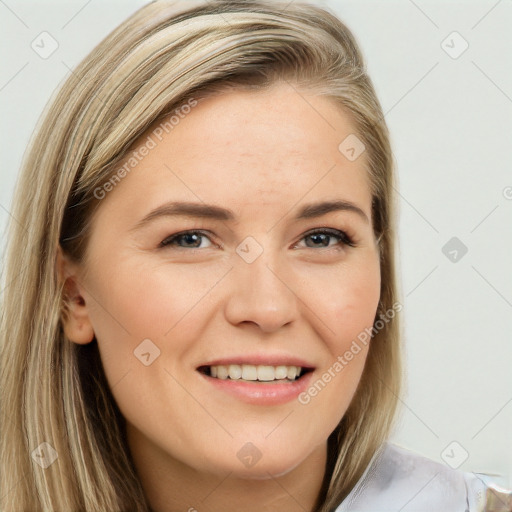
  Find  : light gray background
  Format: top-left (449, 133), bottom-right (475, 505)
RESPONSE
top-left (1, 0), bottom-right (511, 487)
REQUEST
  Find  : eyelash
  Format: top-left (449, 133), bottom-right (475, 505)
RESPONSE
top-left (159, 228), bottom-right (356, 251)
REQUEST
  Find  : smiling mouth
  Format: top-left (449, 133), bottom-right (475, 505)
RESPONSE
top-left (198, 364), bottom-right (313, 383)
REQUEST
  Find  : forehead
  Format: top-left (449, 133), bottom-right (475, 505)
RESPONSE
top-left (98, 82), bottom-right (372, 223)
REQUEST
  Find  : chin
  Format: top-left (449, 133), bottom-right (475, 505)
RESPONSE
top-left (218, 449), bottom-right (307, 481)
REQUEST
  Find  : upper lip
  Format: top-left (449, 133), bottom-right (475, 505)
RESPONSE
top-left (197, 355), bottom-right (316, 369)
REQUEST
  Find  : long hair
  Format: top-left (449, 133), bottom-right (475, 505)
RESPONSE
top-left (0, 1), bottom-right (402, 510)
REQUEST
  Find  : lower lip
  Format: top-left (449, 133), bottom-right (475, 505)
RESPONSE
top-left (199, 371), bottom-right (314, 405)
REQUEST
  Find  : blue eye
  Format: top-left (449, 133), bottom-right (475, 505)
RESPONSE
top-left (159, 231), bottom-right (213, 249)
top-left (298, 228), bottom-right (355, 249)
top-left (159, 228), bottom-right (355, 251)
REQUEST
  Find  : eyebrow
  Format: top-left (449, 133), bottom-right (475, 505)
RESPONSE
top-left (132, 199), bottom-right (369, 230)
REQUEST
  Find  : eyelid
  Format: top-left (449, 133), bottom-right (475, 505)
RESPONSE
top-left (159, 229), bottom-right (217, 249)
top-left (294, 227), bottom-right (356, 249)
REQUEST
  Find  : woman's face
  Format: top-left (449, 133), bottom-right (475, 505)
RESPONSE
top-left (69, 82), bottom-right (380, 479)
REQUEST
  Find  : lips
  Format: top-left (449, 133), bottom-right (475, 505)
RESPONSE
top-left (196, 356), bottom-right (315, 405)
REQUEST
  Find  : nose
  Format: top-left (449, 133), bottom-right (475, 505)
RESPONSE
top-left (223, 249), bottom-right (298, 333)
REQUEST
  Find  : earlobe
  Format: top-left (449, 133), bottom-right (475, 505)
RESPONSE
top-left (56, 246), bottom-right (95, 345)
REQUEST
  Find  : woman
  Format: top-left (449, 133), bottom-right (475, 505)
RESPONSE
top-left (0, 1), bottom-right (505, 510)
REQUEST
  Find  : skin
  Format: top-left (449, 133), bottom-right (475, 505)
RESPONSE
top-left (59, 81), bottom-right (381, 512)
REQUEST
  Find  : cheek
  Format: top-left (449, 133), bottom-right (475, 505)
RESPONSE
top-left (332, 276), bottom-right (380, 348)
top-left (295, 255), bottom-right (380, 417)
top-left (81, 259), bottom-right (228, 379)
top-left (79, 261), bottom-right (211, 437)
top-left (84, 257), bottom-right (223, 335)
top-left (297, 295), bottom-right (378, 443)
top-left (304, 256), bottom-right (381, 354)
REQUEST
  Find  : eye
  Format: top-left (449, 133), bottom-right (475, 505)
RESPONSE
top-left (295, 228), bottom-right (355, 249)
top-left (159, 230), bottom-right (214, 249)
top-left (158, 228), bottom-right (355, 251)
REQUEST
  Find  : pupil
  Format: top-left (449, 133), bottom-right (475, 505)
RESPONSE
top-left (182, 233), bottom-right (200, 247)
top-left (308, 234), bottom-right (329, 247)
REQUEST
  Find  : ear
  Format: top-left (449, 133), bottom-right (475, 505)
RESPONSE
top-left (56, 246), bottom-right (95, 345)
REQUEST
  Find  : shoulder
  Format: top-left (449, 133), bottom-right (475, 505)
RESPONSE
top-left (335, 441), bottom-right (488, 511)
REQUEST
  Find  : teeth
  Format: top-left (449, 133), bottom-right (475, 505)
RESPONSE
top-left (275, 365), bottom-right (288, 379)
top-left (208, 364), bottom-right (303, 382)
top-left (257, 365), bottom-right (275, 381)
top-left (228, 364), bottom-right (242, 380)
top-left (287, 366), bottom-right (298, 380)
top-left (217, 365), bottom-right (229, 380)
top-left (241, 364), bottom-right (258, 380)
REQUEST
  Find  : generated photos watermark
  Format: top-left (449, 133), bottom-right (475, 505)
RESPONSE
top-left (93, 98), bottom-right (198, 200)
top-left (298, 301), bottom-right (402, 405)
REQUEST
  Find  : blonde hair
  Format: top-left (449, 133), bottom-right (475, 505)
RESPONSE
top-left (0, 1), bottom-right (402, 510)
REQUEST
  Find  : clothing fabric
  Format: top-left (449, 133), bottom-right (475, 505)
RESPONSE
top-left (334, 442), bottom-right (495, 511)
